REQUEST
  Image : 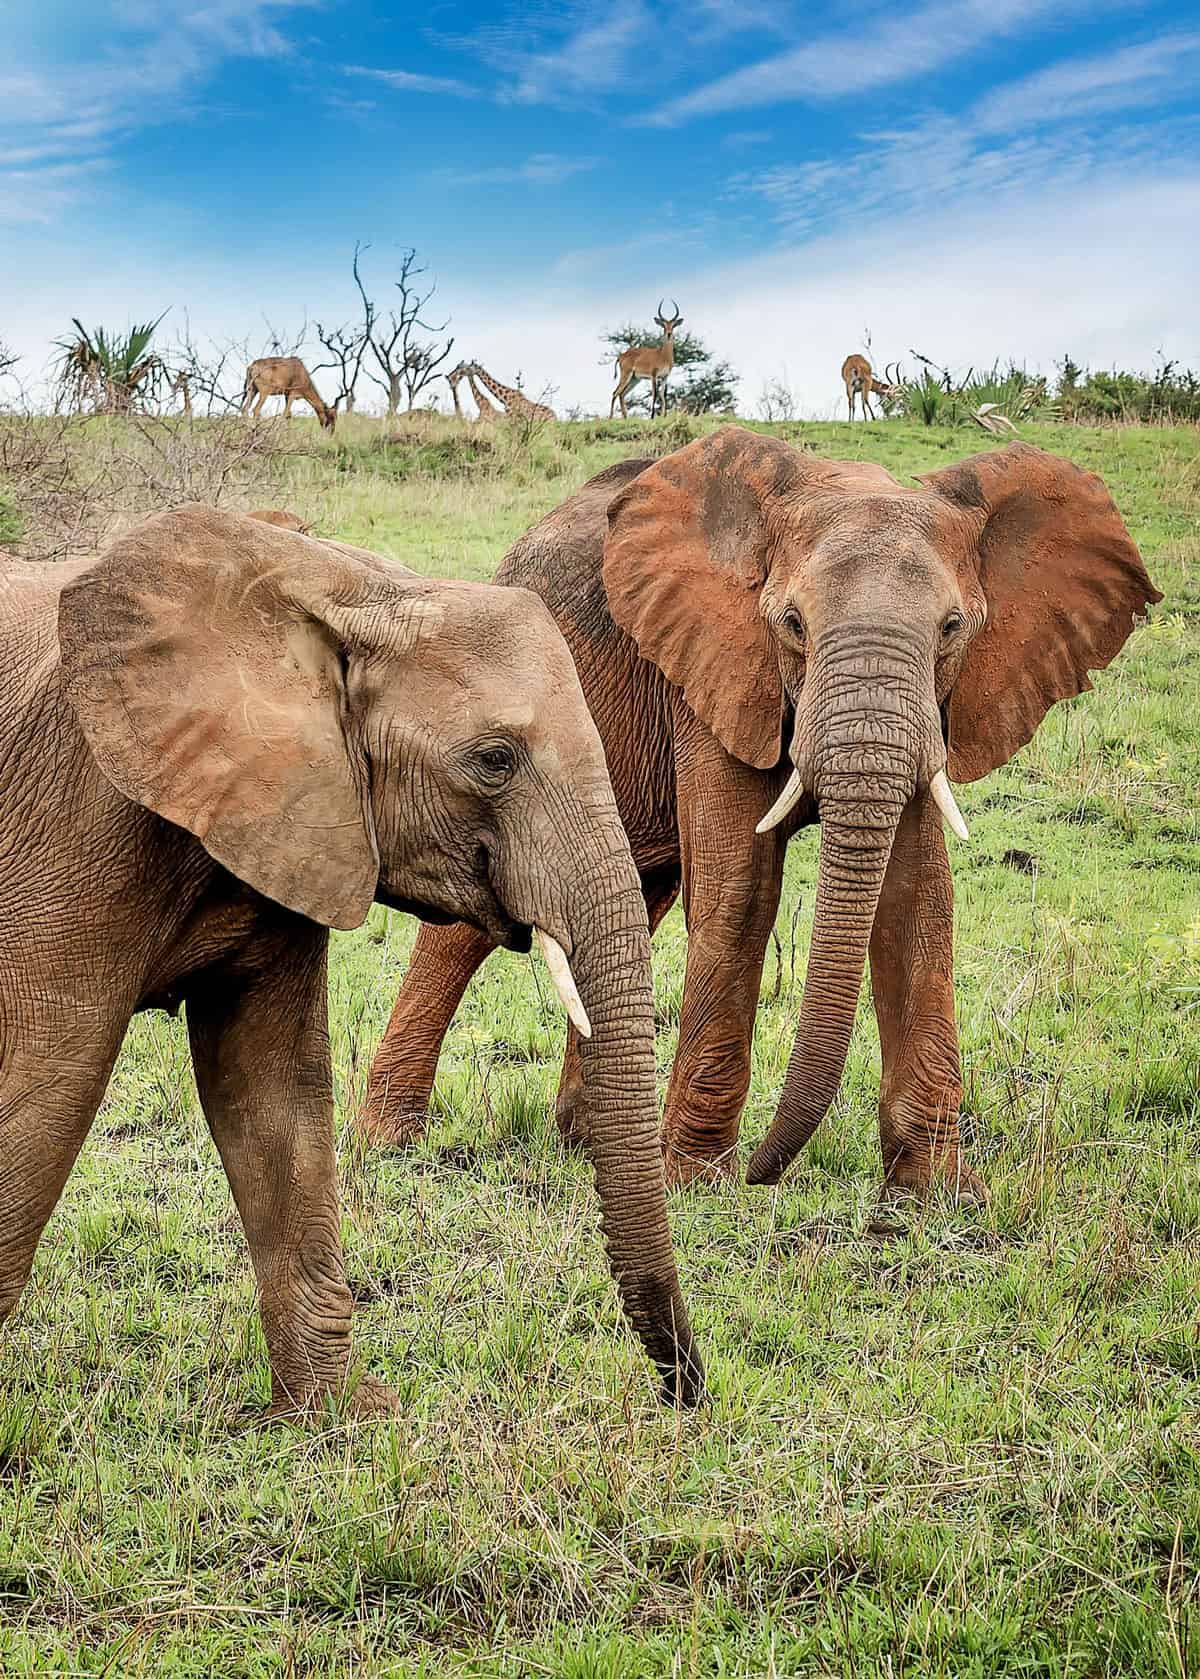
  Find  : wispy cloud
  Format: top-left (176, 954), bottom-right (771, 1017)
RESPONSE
top-left (729, 27), bottom-right (1200, 242)
top-left (343, 65), bottom-right (478, 100)
top-left (973, 31), bottom-right (1200, 132)
top-left (644, 0), bottom-right (1105, 125)
top-left (443, 0), bottom-right (652, 109)
top-left (0, 0), bottom-right (311, 223)
top-left (441, 153), bottom-right (599, 188)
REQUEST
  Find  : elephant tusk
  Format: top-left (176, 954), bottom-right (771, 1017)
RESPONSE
top-left (755, 769), bottom-right (806, 835)
top-left (536, 929), bottom-right (592, 1040)
top-left (930, 770), bottom-right (969, 841)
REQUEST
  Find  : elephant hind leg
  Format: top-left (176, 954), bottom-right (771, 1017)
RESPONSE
top-left (361, 921), bottom-right (496, 1147)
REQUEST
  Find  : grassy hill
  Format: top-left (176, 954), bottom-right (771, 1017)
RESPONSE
top-left (1, 415), bottom-right (1198, 1676)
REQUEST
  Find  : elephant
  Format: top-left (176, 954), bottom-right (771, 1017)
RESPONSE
top-left (0, 505), bottom-right (703, 1420)
top-left (362, 429), bottom-right (1159, 1198)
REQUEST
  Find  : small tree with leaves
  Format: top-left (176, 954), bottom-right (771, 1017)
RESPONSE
top-left (599, 323), bottom-right (738, 415)
top-left (56, 315), bottom-right (167, 414)
top-left (353, 244), bottom-right (455, 415)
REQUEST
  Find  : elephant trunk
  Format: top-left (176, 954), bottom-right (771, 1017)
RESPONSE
top-left (530, 810), bottom-right (704, 1404)
top-left (747, 627), bottom-right (936, 1186)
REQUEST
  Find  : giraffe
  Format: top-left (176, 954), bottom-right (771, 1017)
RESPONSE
top-left (447, 361), bottom-right (492, 421)
top-left (465, 363), bottom-right (555, 424)
top-left (465, 366), bottom-right (502, 422)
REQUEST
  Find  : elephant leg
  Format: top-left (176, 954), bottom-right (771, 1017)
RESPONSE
top-left (187, 933), bottom-right (397, 1418)
top-left (662, 713), bottom-right (786, 1187)
top-left (361, 921), bottom-right (496, 1146)
top-left (555, 864), bottom-right (681, 1147)
top-left (0, 1022), bottom-right (123, 1327)
top-left (869, 794), bottom-right (986, 1206)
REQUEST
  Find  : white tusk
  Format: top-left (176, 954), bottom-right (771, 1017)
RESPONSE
top-left (755, 768), bottom-right (806, 835)
top-left (536, 929), bottom-right (592, 1040)
top-left (930, 770), bottom-right (969, 841)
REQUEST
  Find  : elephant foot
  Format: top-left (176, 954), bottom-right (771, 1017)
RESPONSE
top-left (261, 1371), bottom-right (400, 1426)
top-left (869, 1150), bottom-right (988, 1234)
top-left (356, 1099), bottom-right (429, 1150)
top-left (663, 1139), bottom-right (738, 1190)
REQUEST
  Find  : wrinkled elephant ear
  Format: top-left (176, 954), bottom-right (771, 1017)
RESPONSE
top-left (602, 426), bottom-right (807, 770)
top-left (58, 504), bottom-right (387, 931)
top-left (921, 443), bottom-right (1161, 783)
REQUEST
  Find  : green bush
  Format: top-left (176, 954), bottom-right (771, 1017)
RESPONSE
top-left (1057, 355), bottom-right (1200, 423)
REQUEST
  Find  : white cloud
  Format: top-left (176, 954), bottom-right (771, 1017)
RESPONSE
top-left (445, 0), bottom-right (653, 108)
top-left (644, 0), bottom-right (1109, 124)
top-left (0, 0), bottom-right (311, 223)
top-left (973, 31), bottom-right (1200, 132)
top-left (441, 153), bottom-right (599, 188)
top-left (343, 65), bottom-right (478, 100)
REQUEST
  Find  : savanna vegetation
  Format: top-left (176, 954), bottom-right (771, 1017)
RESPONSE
top-left (0, 409), bottom-right (1197, 1676)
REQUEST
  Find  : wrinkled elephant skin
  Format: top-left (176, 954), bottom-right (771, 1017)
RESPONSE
top-left (0, 506), bottom-right (702, 1422)
top-left (364, 432), bottom-right (1158, 1203)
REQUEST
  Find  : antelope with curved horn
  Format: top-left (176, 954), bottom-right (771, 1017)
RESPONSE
top-left (611, 301), bottom-right (683, 419)
top-left (841, 354), bottom-right (899, 421)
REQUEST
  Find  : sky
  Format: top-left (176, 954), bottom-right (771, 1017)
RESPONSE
top-left (2, 0), bottom-right (1198, 416)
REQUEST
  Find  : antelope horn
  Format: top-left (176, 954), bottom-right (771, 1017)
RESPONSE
top-left (657, 299), bottom-right (666, 320)
top-left (930, 770), bottom-right (969, 841)
top-left (755, 768), bottom-right (806, 835)
top-left (536, 929), bottom-right (592, 1039)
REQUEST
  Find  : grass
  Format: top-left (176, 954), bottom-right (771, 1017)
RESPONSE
top-left (1, 414), bottom-right (1199, 1675)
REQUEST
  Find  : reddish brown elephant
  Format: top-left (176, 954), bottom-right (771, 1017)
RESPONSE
top-left (362, 429), bottom-right (1159, 1198)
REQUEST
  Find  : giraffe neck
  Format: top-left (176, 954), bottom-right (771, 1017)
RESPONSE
top-left (466, 371), bottom-right (499, 415)
top-left (472, 365), bottom-right (528, 413)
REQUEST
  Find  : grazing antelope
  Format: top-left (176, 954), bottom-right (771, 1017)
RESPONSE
top-left (840, 354), bottom-right (899, 421)
top-left (610, 301), bottom-right (683, 419)
top-left (242, 356), bottom-right (337, 431)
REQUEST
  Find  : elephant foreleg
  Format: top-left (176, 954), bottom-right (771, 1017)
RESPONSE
top-left (868, 793), bottom-right (985, 1206)
top-left (187, 931), bottom-right (396, 1418)
top-left (0, 1014), bottom-right (124, 1327)
top-left (662, 712), bottom-right (786, 1187)
top-left (361, 921), bottom-right (496, 1146)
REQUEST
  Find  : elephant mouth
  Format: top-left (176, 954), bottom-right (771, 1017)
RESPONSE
top-left (375, 886), bottom-right (532, 953)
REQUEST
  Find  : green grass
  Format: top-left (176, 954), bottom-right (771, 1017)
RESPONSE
top-left (2, 416), bottom-right (1199, 1675)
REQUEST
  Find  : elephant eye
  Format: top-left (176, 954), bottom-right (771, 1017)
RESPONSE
top-left (942, 613), bottom-right (964, 640)
top-left (474, 741), bottom-right (517, 783)
top-left (780, 608), bottom-right (806, 642)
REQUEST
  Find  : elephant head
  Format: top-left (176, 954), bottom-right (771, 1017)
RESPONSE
top-left (57, 504), bottom-right (703, 1403)
top-left (604, 428), bottom-right (1160, 1186)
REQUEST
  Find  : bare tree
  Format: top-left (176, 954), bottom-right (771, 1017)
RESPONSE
top-left (0, 341), bottom-right (18, 382)
top-left (313, 319), bottom-right (368, 413)
top-left (353, 243), bottom-right (454, 415)
top-left (758, 374), bottom-right (797, 421)
top-left (170, 319), bottom-right (253, 415)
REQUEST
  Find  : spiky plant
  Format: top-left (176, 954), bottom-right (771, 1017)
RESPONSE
top-left (55, 315), bottom-right (166, 414)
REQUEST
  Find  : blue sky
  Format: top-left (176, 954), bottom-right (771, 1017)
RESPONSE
top-left (3, 0), bottom-right (1198, 414)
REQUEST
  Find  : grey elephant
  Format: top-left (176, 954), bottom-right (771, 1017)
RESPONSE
top-left (0, 506), bottom-right (702, 1419)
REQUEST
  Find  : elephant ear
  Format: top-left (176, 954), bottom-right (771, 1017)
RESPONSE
top-left (602, 426), bottom-right (807, 769)
top-left (58, 504), bottom-right (383, 931)
top-left (921, 443), bottom-right (1161, 782)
